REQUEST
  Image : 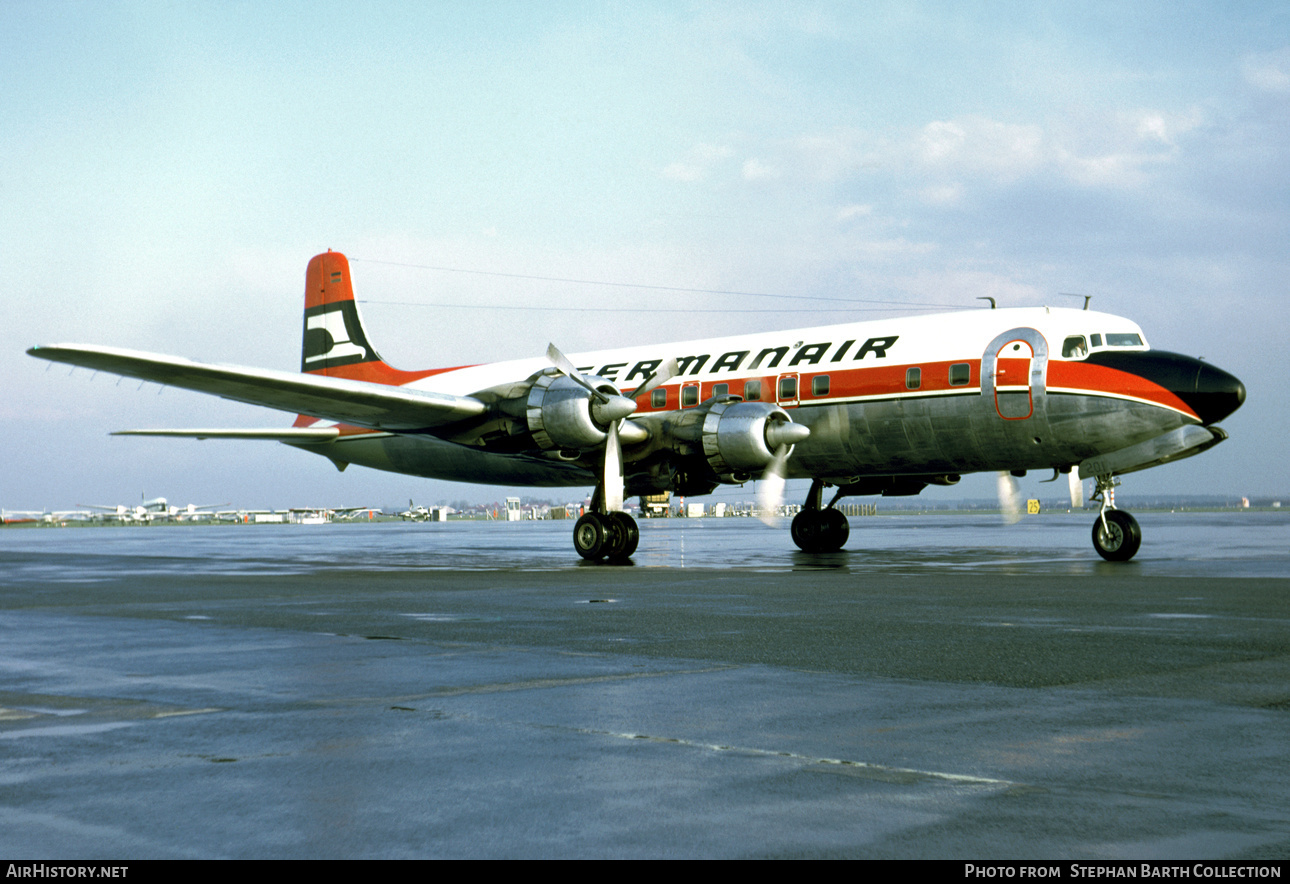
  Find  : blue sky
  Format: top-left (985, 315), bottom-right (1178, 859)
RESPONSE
top-left (4, 2), bottom-right (1287, 511)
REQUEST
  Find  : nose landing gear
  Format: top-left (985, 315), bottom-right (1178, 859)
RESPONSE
top-left (1090, 474), bottom-right (1141, 561)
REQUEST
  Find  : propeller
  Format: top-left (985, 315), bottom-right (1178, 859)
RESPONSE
top-left (996, 471), bottom-right (1023, 525)
top-left (756, 419), bottom-right (811, 527)
top-left (546, 344), bottom-right (666, 514)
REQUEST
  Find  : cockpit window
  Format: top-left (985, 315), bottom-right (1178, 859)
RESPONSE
top-left (1105, 333), bottom-right (1143, 347)
top-left (1062, 336), bottom-right (1088, 359)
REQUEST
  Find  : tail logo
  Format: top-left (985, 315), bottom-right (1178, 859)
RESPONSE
top-left (302, 302), bottom-right (376, 370)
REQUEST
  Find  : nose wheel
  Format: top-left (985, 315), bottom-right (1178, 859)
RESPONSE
top-left (1092, 509), bottom-right (1141, 561)
top-left (1090, 474), bottom-right (1141, 561)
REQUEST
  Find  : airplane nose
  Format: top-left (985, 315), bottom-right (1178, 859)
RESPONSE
top-left (1189, 359), bottom-right (1245, 425)
top-left (1087, 350), bottom-right (1245, 426)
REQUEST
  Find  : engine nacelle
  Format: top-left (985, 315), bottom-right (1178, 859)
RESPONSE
top-left (700, 399), bottom-right (803, 482)
top-left (525, 371), bottom-right (622, 451)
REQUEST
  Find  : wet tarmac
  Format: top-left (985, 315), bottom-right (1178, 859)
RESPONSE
top-left (1, 513), bottom-right (1287, 858)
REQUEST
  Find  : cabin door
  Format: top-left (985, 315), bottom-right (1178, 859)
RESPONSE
top-left (981, 327), bottom-right (1049, 423)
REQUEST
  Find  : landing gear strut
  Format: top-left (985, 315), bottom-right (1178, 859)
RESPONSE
top-left (1090, 474), bottom-right (1141, 562)
top-left (790, 480), bottom-right (850, 553)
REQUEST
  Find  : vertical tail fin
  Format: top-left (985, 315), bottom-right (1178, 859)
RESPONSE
top-left (297, 251), bottom-right (464, 410)
top-left (301, 251), bottom-right (388, 378)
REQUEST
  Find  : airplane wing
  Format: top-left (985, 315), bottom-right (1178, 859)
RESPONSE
top-left (28, 344), bottom-right (486, 432)
top-left (111, 428), bottom-right (342, 441)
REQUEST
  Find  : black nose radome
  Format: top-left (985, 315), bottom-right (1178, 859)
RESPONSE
top-left (1085, 350), bottom-right (1245, 426)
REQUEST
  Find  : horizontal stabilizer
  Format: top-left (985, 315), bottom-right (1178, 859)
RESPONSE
top-left (28, 344), bottom-right (486, 432)
top-left (112, 428), bottom-right (342, 442)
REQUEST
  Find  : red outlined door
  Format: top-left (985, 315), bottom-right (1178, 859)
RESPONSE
top-left (981, 327), bottom-right (1049, 425)
top-left (993, 339), bottom-right (1035, 419)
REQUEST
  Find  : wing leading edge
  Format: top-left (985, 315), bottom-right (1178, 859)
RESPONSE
top-left (28, 344), bottom-right (486, 432)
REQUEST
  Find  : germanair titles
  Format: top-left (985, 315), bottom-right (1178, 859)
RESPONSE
top-left (578, 335), bottom-right (899, 383)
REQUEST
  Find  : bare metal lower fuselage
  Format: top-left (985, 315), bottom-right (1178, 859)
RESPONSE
top-left (296, 387), bottom-right (1192, 494)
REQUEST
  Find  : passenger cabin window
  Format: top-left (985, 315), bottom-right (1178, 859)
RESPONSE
top-left (1105, 333), bottom-right (1143, 347)
top-left (651, 388), bottom-right (667, 409)
top-left (713, 383), bottom-right (729, 397)
top-left (1062, 336), bottom-right (1088, 359)
top-left (743, 380), bottom-right (762, 401)
top-left (949, 363), bottom-right (971, 386)
top-left (906, 367), bottom-right (921, 390)
top-left (681, 386), bottom-right (699, 407)
top-left (811, 375), bottom-right (830, 397)
top-left (778, 376), bottom-right (798, 400)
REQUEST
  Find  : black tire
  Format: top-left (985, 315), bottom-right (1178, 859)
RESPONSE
top-left (600, 513), bottom-right (629, 559)
top-left (607, 512), bottom-right (639, 559)
top-left (820, 508), bottom-right (850, 552)
top-left (1092, 510), bottom-right (1142, 562)
top-left (791, 511), bottom-right (820, 552)
top-left (792, 509), bottom-right (850, 553)
top-left (573, 513), bottom-right (607, 560)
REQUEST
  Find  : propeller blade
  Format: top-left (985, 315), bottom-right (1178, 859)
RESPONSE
top-left (1069, 470), bottom-right (1084, 509)
top-left (545, 342), bottom-right (581, 377)
top-left (997, 471), bottom-right (1023, 525)
top-left (756, 445), bottom-right (789, 527)
top-left (546, 343), bottom-right (609, 403)
top-left (628, 358), bottom-right (680, 399)
top-left (603, 419), bottom-right (624, 513)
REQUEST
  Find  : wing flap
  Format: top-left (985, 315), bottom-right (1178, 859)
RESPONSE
top-left (28, 344), bottom-right (486, 431)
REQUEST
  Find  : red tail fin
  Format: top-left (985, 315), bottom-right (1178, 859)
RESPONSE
top-left (300, 251), bottom-right (452, 387)
top-left (301, 251), bottom-right (387, 378)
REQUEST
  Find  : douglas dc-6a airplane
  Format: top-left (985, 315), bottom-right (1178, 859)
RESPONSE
top-left (28, 251), bottom-right (1244, 561)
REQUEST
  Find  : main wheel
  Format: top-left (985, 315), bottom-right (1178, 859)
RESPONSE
top-left (573, 513), bottom-right (607, 560)
top-left (791, 510), bottom-right (822, 552)
top-left (606, 512), bottom-right (640, 559)
top-left (1092, 510), bottom-right (1142, 562)
top-left (791, 509), bottom-right (850, 553)
top-left (819, 508), bottom-right (850, 552)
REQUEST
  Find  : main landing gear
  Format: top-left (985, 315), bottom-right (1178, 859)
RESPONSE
top-left (790, 480), bottom-right (850, 553)
top-left (573, 510), bottom-right (639, 561)
top-left (1090, 473), bottom-right (1141, 562)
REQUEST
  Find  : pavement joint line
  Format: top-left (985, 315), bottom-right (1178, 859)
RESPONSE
top-left (593, 728), bottom-right (1017, 786)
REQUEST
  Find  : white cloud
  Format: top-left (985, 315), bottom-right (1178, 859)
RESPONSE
top-left (917, 117), bottom-right (1045, 181)
top-left (741, 157), bottom-right (777, 180)
top-left (918, 184), bottom-right (964, 206)
top-left (835, 204), bottom-right (873, 221)
top-left (904, 109), bottom-right (1202, 192)
top-left (661, 161), bottom-right (706, 182)
top-left (1241, 47), bottom-right (1290, 94)
top-left (660, 143), bottom-right (735, 182)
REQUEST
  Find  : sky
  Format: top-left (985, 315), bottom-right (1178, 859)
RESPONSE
top-left (3, 1), bottom-right (1288, 513)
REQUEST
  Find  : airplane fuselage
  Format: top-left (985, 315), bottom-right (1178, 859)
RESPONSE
top-left (292, 306), bottom-right (1240, 498)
